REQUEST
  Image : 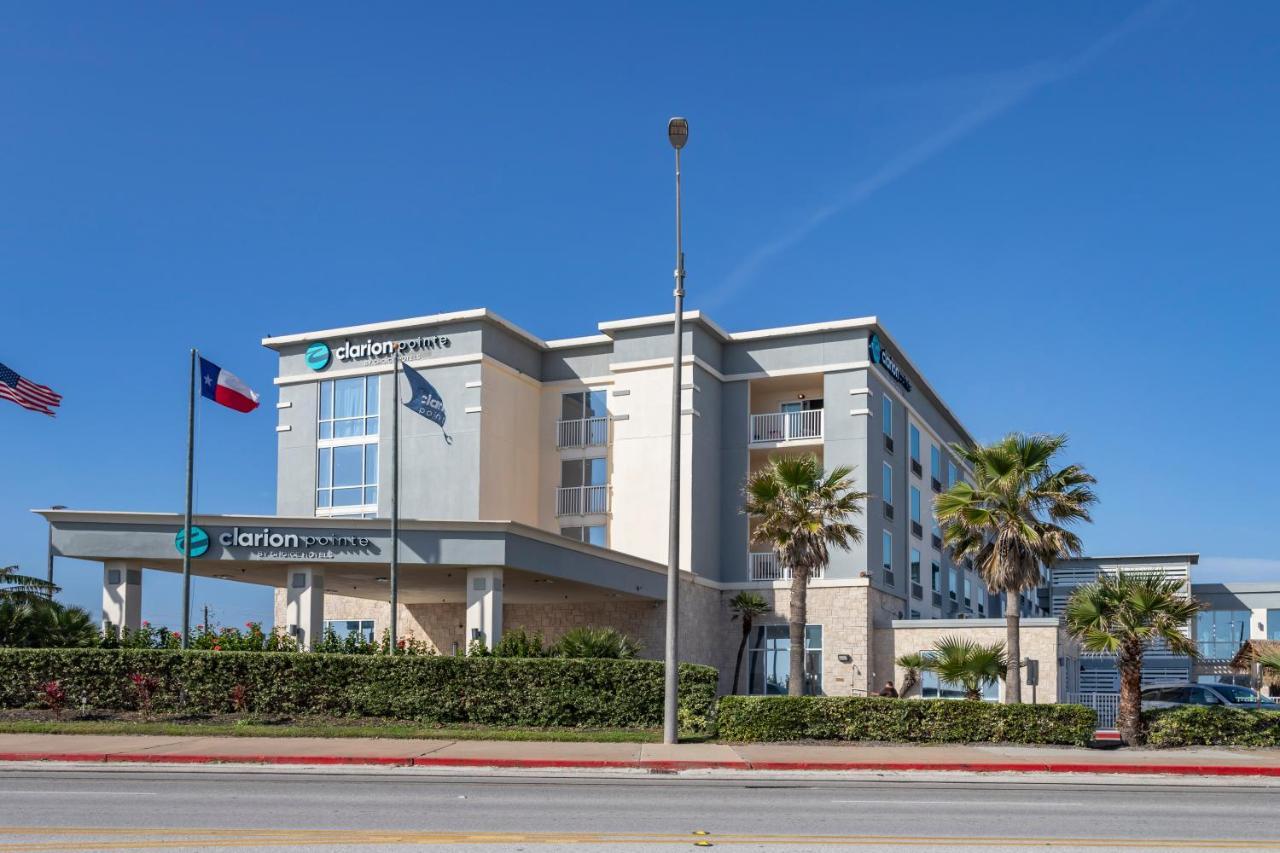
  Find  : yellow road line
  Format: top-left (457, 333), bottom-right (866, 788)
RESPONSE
top-left (0, 827), bottom-right (1278, 850)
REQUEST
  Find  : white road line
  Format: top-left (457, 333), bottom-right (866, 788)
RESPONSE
top-left (0, 790), bottom-right (157, 796)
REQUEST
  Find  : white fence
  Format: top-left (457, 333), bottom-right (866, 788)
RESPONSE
top-left (748, 552), bottom-right (822, 581)
top-left (1067, 692), bottom-right (1120, 729)
top-left (749, 410), bottom-right (823, 444)
top-left (556, 417), bottom-right (608, 448)
top-left (555, 484), bottom-right (609, 516)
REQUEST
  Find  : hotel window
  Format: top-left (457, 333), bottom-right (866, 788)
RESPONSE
top-left (560, 525), bottom-right (607, 547)
top-left (882, 531), bottom-right (894, 583)
top-left (909, 486), bottom-right (922, 537)
top-left (930, 445), bottom-right (942, 492)
top-left (947, 460), bottom-right (958, 489)
top-left (1269, 610), bottom-right (1280, 641)
top-left (931, 561), bottom-right (941, 593)
top-left (882, 462), bottom-right (894, 518)
top-left (324, 619), bottom-right (375, 643)
top-left (909, 424), bottom-right (922, 477)
top-left (319, 376), bottom-right (379, 439)
top-left (559, 390), bottom-right (608, 447)
top-left (317, 376), bottom-right (379, 517)
top-left (881, 396), bottom-right (893, 451)
top-left (964, 577), bottom-right (972, 608)
top-left (1196, 610), bottom-right (1250, 660)
top-left (747, 624), bottom-right (823, 695)
top-left (558, 457), bottom-right (608, 515)
top-left (910, 548), bottom-right (922, 598)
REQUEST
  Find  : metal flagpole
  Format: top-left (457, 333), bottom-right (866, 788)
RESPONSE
top-left (389, 346), bottom-right (400, 652)
top-left (663, 118), bottom-right (688, 745)
top-left (181, 348), bottom-right (197, 649)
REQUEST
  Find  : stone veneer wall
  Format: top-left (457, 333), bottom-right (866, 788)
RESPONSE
top-left (880, 621), bottom-right (1073, 702)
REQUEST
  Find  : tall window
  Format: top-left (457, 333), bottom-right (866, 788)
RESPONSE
top-left (561, 457), bottom-right (607, 488)
top-left (560, 390), bottom-right (608, 447)
top-left (964, 577), bottom-right (972, 608)
top-left (882, 462), bottom-right (894, 509)
top-left (909, 424), bottom-right (921, 463)
top-left (931, 560), bottom-right (941, 593)
top-left (558, 457), bottom-right (608, 515)
top-left (561, 389), bottom-right (607, 421)
top-left (930, 444), bottom-right (941, 476)
top-left (910, 486), bottom-right (922, 527)
top-left (1196, 610), bottom-right (1250, 659)
top-left (317, 376), bottom-right (379, 517)
top-left (747, 625), bottom-right (823, 695)
top-left (947, 460), bottom-right (958, 488)
top-left (881, 396), bottom-right (893, 435)
top-left (910, 548), bottom-right (922, 589)
top-left (1269, 610), bottom-right (1280, 641)
top-left (882, 531), bottom-right (894, 582)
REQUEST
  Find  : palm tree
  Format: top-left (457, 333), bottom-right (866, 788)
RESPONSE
top-left (744, 454), bottom-right (866, 697)
top-left (729, 591), bottom-right (769, 695)
top-left (552, 626), bottom-right (641, 659)
top-left (1065, 572), bottom-right (1201, 745)
top-left (0, 565), bottom-right (58, 606)
top-left (895, 652), bottom-right (928, 697)
top-left (935, 433), bottom-right (1096, 703)
top-left (921, 636), bottom-right (1007, 700)
top-left (31, 603), bottom-right (100, 648)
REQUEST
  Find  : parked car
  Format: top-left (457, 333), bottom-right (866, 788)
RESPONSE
top-left (1141, 682), bottom-right (1280, 711)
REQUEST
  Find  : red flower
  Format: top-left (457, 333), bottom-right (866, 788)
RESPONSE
top-left (245, 621), bottom-right (254, 628)
top-left (213, 645), bottom-right (222, 651)
top-left (397, 639), bottom-right (406, 649)
top-left (172, 632), bottom-right (182, 639)
top-left (142, 621), bottom-right (151, 627)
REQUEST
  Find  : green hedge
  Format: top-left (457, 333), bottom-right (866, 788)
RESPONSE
top-left (716, 696), bottom-right (1096, 746)
top-left (1145, 706), bottom-right (1280, 747)
top-left (0, 649), bottom-right (719, 732)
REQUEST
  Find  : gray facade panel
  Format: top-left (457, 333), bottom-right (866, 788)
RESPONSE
top-left (541, 343), bottom-right (613, 383)
top-left (718, 381), bottom-right (751, 582)
top-left (723, 330), bottom-right (869, 377)
top-left (689, 365), bottom-right (723, 581)
top-left (821, 369), bottom-right (871, 581)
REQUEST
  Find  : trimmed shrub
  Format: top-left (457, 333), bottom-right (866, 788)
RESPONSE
top-left (1145, 706), bottom-right (1280, 747)
top-left (0, 648), bottom-right (718, 732)
top-left (716, 695), bottom-right (1096, 746)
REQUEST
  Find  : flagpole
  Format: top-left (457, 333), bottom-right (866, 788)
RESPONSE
top-left (389, 346), bottom-right (400, 653)
top-left (181, 348), bottom-right (196, 650)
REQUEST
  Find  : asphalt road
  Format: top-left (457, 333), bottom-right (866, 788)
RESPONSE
top-left (0, 763), bottom-right (1278, 851)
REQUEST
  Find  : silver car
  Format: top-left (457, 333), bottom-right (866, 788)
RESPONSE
top-left (1141, 682), bottom-right (1279, 711)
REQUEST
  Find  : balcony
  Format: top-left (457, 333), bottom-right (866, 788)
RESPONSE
top-left (749, 551), bottom-right (823, 582)
top-left (556, 416), bottom-right (609, 449)
top-left (749, 409), bottom-right (823, 445)
top-left (555, 484), bottom-right (609, 516)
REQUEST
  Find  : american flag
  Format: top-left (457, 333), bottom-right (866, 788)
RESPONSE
top-left (0, 361), bottom-right (62, 416)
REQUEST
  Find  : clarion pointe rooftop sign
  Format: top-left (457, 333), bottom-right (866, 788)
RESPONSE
top-left (868, 332), bottom-right (912, 392)
top-left (305, 333), bottom-right (453, 371)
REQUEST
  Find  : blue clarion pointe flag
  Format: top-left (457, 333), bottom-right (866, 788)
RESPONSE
top-left (401, 362), bottom-right (451, 444)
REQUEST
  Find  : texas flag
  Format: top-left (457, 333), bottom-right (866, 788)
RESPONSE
top-left (199, 357), bottom-right (260, 413)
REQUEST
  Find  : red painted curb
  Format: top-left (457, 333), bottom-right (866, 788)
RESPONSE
top-left (3, 751), bottom-right (1280, 777)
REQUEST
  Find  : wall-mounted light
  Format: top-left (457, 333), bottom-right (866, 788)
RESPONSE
top-left (797, 393), bottom-right (806, 400)
top-left (838, 653), bottom-right (853, 664)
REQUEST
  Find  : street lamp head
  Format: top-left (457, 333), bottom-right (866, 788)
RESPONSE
top-left (667, 117), bottom-right (688, 150)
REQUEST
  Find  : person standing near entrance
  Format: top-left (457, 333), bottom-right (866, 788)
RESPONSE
top-left (879, 681), bottom-right (899, 698)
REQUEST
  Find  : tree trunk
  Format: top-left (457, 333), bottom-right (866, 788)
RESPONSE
top-left (1116, 651), bottom-right (1144, 746)
top-left (788, 568), bottom-right (808, 696)
top-left (899, 671), bottom-right (918, 698)
top-left (732, 619), bottom-right (751, 695)
top-left (1004, 589), bottom-right (1022, 704)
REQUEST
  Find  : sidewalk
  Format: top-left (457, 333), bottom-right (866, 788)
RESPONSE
top-left (3, 733), bottom-right (1280, 776)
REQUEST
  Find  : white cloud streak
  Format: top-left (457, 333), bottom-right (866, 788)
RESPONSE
top-left (704, 1), bottom-right (1171, 308)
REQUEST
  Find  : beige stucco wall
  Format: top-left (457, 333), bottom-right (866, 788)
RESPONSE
top-left (477, 362), bottom-right (541, 526)
top-left (879, 619), bottom-right (1074, 703)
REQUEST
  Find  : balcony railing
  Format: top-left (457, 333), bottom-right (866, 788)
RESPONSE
top-left (555, 484), bottom-right (609, 516)
top-left (556, 416), bottom-right (609, 449)
top-left (749, 409), bottom-right (823, 444)
top-left (748, 551), bottom-right (823, 582)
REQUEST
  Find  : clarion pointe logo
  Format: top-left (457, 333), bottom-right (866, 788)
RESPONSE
top-left (305, 341), bottom-right (332, 371)
top-left (869, 332), bottom-right (912, 392)
top-left (174, 525), bottom-right (210, 557)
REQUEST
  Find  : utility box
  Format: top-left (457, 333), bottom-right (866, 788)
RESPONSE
top-left (1024, 658), bottom-right (1040, 687)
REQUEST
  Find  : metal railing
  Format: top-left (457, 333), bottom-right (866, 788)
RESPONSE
top-left (748, 551), bottom-right (823, 581)
top-left (556, 416), bottom-right (609, 449)
top-left (749, 409), bottom-right (823, 444)
top-left (555, 484), bottom-right (609, 516)
top-left (1067, 692), bottom-right (1120, 729)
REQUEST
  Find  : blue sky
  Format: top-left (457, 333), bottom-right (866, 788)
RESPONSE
top-left (2, 2), bottom-right (1277, 627)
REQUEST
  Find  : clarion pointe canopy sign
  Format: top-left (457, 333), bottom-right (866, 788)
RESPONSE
top-left (868, 332), bottom-right (911, 392)
top-left (176, 525), bottom-right (376, 561)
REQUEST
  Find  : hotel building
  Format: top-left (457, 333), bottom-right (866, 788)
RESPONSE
top-left (43, 307), bottom-right (1064, 697)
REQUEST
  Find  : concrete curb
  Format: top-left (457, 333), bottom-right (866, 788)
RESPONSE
top-left (3, 751), bottom-right (1280, 777)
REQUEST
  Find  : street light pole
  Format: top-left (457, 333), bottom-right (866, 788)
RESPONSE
top-left (663, 117), bottom-right (688, 746)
